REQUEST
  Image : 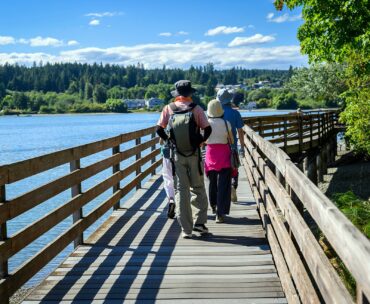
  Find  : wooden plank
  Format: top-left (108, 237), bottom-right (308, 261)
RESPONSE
top-left (0, 137), bottom-right (158, 225)
top-left (0, 149), bottom-right (160, 261)
top-left (285, 160), bottom-right (370, 300)
top-left (248, 142), bottom-right (353, 302)
top-left (241, 158), bottom-right (300, 304)
top-left (70, 160), bottom-right (83, 247)
top-left (2, 127), bottom-right (156, 184)
top-left (0, 159), bottom-right (162, 298)
top-left (243, 148), bottom-right (320, 303)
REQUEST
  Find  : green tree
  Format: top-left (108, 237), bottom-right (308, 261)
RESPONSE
top-left (287, 63), bottom-right (347, 107)
top-left (84, 82), bottom-right (93, 100)
top-left (273, 93), bottom-right (298, 109)
top-left (106, 98), bottom-right (128, 113)
top-left (275, 0), bottom-right (370, 154)
top-left (93, 84), bottom-right (107, 103)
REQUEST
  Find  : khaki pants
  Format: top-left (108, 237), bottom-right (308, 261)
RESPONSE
top-left (174, 151), bottom-right (208, 234)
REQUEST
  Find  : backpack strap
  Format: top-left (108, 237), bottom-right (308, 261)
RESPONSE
top-left (170, 102), bottom-right (197, 114)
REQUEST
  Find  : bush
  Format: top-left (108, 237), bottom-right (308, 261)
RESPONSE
top-left (106, 99), bottom-right (128, 113)
top-left (272, 93), bottom-right (298, 109)
top-left (39, 105), bottom-right (55, 114)
top-left (256, 98), bottom-right (271, 109)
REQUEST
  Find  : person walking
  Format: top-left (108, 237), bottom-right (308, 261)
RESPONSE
top-left (156, 80), bottom-right (212, 238)
top-left (216, 89), bottom-right (245, 203)
top-left (160, 138), bottom-right (176, 219)
top-left (204, 99), bottom-right (234, 223)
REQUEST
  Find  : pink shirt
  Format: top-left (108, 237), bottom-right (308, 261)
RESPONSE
top-left (157, 97), bottom-right (210, 129)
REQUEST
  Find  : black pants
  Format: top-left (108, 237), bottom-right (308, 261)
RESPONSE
top-left (232, 170), bottom-right (239, 189)
top-left (208, 168), bottom-right (232, 216)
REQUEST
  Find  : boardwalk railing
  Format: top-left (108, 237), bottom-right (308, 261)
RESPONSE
top-left (241, 114), bottom-right (370, 303)
top-left (243, 110), bottom-right (339, 154)
top-left (0, 127), bottom-right (160, 303)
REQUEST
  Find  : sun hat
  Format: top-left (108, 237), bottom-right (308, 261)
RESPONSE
top-left (207, 99), bottom-right (224, 118)
top-left (171, 80), bottom-right (197, 97)
top-left (216, 88), bottom-right (233, 105)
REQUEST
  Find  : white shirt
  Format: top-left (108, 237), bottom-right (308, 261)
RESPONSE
top-left (206, 118), bottom-right (233, 144)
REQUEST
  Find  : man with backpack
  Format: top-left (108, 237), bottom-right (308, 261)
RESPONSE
top-left (156, 80), bottom-right (212, 239)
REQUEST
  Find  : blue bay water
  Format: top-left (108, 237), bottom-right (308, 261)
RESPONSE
top-left (0, 110), bottom-right (288, 287)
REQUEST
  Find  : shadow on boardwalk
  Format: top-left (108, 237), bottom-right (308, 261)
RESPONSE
top-left (25, 173), bottom-right (286, 303)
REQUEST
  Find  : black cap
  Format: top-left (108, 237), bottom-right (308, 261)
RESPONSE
top-left (171, 80), bottom-right (197, 97)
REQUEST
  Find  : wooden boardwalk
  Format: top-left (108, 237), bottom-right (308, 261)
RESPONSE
top-left (24, 168), bottom-right (286, 303)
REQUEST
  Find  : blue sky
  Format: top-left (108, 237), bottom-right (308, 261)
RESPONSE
top-left (0, 0), bottom-right (307, 69)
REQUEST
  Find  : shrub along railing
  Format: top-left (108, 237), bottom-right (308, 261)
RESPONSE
top-left (241, 122), bottom-right (370, 303)
top-left (243, 110), bottom-right (339, 154)
top-left (0, 127), bottom-right (160, 303)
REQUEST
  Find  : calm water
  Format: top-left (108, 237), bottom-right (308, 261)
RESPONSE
top-left (0, 110), bottom-right (288, 286)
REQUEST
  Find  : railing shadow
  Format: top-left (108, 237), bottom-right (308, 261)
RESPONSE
top-left (41, 177), bottom-right (174, 302)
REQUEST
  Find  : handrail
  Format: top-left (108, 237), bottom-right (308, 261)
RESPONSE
top-left (243, 110), bottom-right (339, 154)
top-left (241, 116), bottom-right (370, 302)
top-left (0, 127), bottom-right (160, 304)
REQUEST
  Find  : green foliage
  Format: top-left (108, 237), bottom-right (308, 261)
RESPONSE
top-left (275, 0), bottom-right (370, 155)
top-left (272, 93), bottom-right (298, 109)
top-left (332, 191), bottom-right (370, 238)
top-left (256, 98), bottom-right (271, 109)
top-left (93, 84), bottom-right (107, 103)
top-left (287, 64), bottom-right (347, 106)
top-left (106, 99), bottom-right (128, 113)
top-left (247, 88), bottom-right (271, 102)
top-left (274, 0), bottom-right (370, 65)
top-left (340, 85), bottom-right (370, 155)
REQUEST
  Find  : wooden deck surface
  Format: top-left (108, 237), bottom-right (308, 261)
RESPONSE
top-left (24, 168), bottom-right (286, 303)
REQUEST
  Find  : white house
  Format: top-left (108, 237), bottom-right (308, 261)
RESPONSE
top-left (145, 98), bottom-right (164, 109)
top-left (123, 99), bottom-right (146, 110)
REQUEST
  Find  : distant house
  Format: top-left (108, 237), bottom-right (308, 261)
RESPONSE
top-left (247, 102), bottom-right (257, 110)
top-left (123, 99), bottom-right (146, 110)
top-left (145, 98), bottom-right (164, 109)
top-left (215, 83), bottom-right (247, 92)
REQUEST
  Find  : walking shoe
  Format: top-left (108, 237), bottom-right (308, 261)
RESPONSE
top-left (231, 187), bottom-right (237, 203)
top-left (182, 231), bottom-right (193, 239)
top-left (216, 215), bottom-right (225, 223)
top-left (211, 205), bottom-right (216, 214)
top-left (167, 200), bottom-right (176, 219)
top-left (193, 224), bottom-right (209, 234)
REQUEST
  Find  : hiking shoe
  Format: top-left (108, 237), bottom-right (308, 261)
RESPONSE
top-left (216, 215), bottom-right (225, 223)
top-left (182, 232), bottom-right (193, 239)
top-left (167, 201), bottom-right (176, 219)
top-left (211, 205), bottom-right (216, 214)
top-left (231, 187), bottom-right (237, 203)
top-left (193, 224), bottom-right (209, 234)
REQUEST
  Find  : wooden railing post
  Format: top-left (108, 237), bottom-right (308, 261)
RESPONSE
top-left (151, 132), bottom-right (156, 176)
top-left (136, 137), bottom-right (142, 189)
top-left (70, 160), bottom-right (83, 247)
top-left (0, 186), bottom-right (9, 303)
top-left (283, 119), bottom-right (287, 151)
top-left (309, 115), bottom-right (313, 148)
top-left (112, 145), bottom-right (120, 210)
top-left (298, 116), bottom-right (303, 153)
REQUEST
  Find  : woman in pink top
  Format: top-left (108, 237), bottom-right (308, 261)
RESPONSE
top-left (205, 99), bottom-right (234, 223)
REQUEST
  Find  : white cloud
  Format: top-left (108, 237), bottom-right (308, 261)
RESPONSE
top-left (267, 13), bottom-right (302, 23)
top-left (0, 41), bottom-right (306, 69)
top-left (177, 31), bottom-right (189, 36)
top-left (0, 36), bottom-right (16, 45)
top-left (89, 19), bottom-right (100, 26)
top-left (248, 25), bottom-right (255, 29)
top-left (85, 12), bottom-right (123, 18)
top-left (67, 40), bottom-right (79, 46)
top-left (159, 32), bottom-right (172, 37)
top-left (205, 26), bottom-right (245, 36)
top-left (28, 36), bottom-right (64, 47)
top-left (228, 34), bottom-right (275, 47)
